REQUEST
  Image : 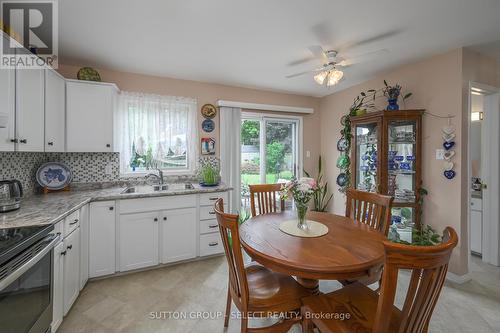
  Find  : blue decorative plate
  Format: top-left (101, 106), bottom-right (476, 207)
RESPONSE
top-left (36, 162), bottom-right (73, 190)
top-left (202, 119), bottom-right (215, 132)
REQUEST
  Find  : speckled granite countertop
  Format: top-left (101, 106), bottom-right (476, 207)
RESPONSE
top-left (0, 184), bottom-right (231, 229)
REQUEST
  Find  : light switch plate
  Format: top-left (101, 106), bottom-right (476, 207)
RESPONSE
top-left (306, 150), bottom-right (311, 158)
top-left (436, 149), bottom-right (445, 160)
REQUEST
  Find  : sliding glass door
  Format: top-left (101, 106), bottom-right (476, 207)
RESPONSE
top-left (240, 113), bottom-right (300, 208)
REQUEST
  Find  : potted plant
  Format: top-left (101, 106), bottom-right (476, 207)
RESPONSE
top-left (304, 156), bottom-right (333, 212)
top-left (198, 158), bottom-right (221, 186)
top-left (281, 178), bottom-right (318, 230)
top-left (383, 80), bottom-right (412, 111)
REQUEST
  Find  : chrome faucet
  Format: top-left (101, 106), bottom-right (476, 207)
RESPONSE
top-left (145, 168), bottom-right (164, 185)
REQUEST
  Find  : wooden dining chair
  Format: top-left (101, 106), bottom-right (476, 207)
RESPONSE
top-left (249, 183), bottom-right (285, 217)
top-left (345, 188), bottom-right (394, 235)
top-left (301, 227), bottom-right (458, 333)
top-left (214, 198), bottom-right (310, 333)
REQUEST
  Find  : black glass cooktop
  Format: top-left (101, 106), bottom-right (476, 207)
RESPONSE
top-left (0, 224), bottom-right (53, 266)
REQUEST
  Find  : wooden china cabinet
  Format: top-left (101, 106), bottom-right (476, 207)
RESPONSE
top-left (350, 110), bottom-right (424, 236)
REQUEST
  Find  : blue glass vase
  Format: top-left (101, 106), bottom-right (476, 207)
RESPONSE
top-left (387, 98), bottom-right (399, 111)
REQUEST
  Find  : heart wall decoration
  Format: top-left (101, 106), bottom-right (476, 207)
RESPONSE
top-left (441, 122), bottom-right (457, 180)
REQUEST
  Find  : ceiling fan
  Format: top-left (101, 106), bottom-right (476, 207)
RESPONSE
top-left (286, 46), bottom-right (388, 87)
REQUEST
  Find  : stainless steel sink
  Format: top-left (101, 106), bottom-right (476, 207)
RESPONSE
top-left (120, 183), bottom-right (194, 194)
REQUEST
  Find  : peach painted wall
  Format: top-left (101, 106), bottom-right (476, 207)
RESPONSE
top-left (319, 49), bottom-right (466, 274)
top-left (56, 64), bottom-right (322, 174)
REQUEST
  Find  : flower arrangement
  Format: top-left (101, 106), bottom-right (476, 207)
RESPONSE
top-left (281, 177), bottom-right (318, 230)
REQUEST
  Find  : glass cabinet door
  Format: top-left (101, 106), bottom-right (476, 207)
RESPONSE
top-left (387, 119), bottom-right (417, 202)
top-left (354, 122), bottom-right (379, 192)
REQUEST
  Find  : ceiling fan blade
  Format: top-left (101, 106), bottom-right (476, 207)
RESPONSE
top-left (337, 29), bottom-right (402, 52)
top-left (308, 45), bottom-right (327, 62)
top-left (287, 56), bottom-right (317, 66)
top-left (285, 67), bottom-right (324, 79)
top-left (341, 49), bottom-right (389, 66)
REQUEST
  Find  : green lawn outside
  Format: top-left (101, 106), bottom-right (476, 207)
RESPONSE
top-left (241, 171), bottom-right (293, 185)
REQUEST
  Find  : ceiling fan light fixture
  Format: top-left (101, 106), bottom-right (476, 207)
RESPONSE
top-left (314, 71), bottom-right (328, 85)
top-left (326, 69), bottom-right (344, 87)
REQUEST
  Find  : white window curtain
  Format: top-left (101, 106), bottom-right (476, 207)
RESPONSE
top-left (219, 106), bottom-right (241, 213)
top-left (115, 91), bottom-right (198, 174)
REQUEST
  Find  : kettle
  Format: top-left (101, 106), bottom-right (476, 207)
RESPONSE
top-left (0, 180), bottom-right (23, 212)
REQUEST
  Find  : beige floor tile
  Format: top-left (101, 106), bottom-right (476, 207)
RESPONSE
top-left (58, 255), bottom-right (500, 333)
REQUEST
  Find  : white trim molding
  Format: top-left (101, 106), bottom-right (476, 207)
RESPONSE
top-left (217, 100), bottom-right (313, 114)
top-left (446, 272), bottom-right (471, 284)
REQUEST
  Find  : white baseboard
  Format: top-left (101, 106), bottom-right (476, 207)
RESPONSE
top-left (446, 272), bottom-right (471, 284)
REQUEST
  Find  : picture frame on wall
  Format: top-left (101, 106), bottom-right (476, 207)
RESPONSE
top-left (201, 138), bottom-right (216, 155)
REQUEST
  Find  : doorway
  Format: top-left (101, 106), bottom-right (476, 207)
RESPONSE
top-left (468, 82), bottom-right (500, 267)
top-left (240, 112), bottom-right (302, 209)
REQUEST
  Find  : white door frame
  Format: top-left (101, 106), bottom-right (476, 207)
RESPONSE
top-left (241, 112), bottom-right (304, 183)
top-left (467, 81), bottom-right (500, 267)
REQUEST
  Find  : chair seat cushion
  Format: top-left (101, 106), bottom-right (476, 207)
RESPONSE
top-left (246, 264), bottom-right (311, 313)
top-left (302, 282), bottom-right (402, 333)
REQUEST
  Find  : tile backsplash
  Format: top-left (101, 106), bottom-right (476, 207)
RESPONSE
top-left (0, 152), bottom-right (120, 195)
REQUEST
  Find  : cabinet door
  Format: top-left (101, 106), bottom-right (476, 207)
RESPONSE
top-left (470, 210), bottom-right (482, 254)
top-left (160, 208), bottom-right (197, 264)
top-left (52, 241), bottom-right (64, 332)
top-left (16, 67), bottom-right (44, 151)
top-left (352, 119), bottom-right (381, 192)
top-left (0, 58), bottom-right (15, 151)
top-left (119, 211), bottom-right (159, 271)
top-left (89, 201), bottom-right (116, 278)
top-left (79, 204), bottom-right (89, 290)
top-left (63, 227), bottom-right (80, 315)
top-left (45, 69), bottom-right (65, 152)
top-left (66, 81), bottom-right (114, 152)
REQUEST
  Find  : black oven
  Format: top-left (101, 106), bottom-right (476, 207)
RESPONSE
top-left (0, 225), bottom-right (60, 333)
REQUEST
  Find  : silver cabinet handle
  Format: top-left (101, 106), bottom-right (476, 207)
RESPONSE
top-left (19, 139), bottom-right (27, 144)
top-left (208, 242), bottom-right (218, 247)
top-left (208, 224), bottom-right (218, 229)
top-left (209, 211), bottom-right (216, 215)
top-left (69, 219), bottom-right (79, 225)
top-left (47, 141), bottom-right (54, 146)
top-left (60, 250), bottom-right (67, 256)
top-left (209, 197), bottom-right (219, 201)
top-left (66, 244), bottom-right (73, 250)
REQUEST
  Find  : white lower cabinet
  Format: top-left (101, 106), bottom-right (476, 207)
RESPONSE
top-left (119, 211), bottom-right (159, 271)
top-left (160, 208), bottom-right (197, 264)
top-left (52, 241), bottom-right (65, 333)
top-left (89, 201), bottom-right (116, 278)
top-left (63, 227), bottom-right (81, 315)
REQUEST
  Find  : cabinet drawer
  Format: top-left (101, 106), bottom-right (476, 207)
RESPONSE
top-left (119, 195), bottom-right (196, 214)
top-left (471, 198), bottom-right (482, 211)
top-left (64, 210), bottom-right (80, 237)
top-left (200, 219), bottom-right (220, 235)
top-left (200, 204), bottom-right (227, 220)
top-left (199, 192), bottom-right (228, 206)
top-left (199, 233), bottom-right (224, 257)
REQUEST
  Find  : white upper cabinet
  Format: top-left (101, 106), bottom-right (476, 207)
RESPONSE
top-left (45, 69), bottom-right (66, 152)
top-left (16, 67), bottom-right (45, 151)
top-left (0, 65), bottom-right (15, 151)
top-left (66, 80), bottom-right (117, 152)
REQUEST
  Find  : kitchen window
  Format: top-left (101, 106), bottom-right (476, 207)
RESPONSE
top-left (115, 92), bottom-right (198, 174)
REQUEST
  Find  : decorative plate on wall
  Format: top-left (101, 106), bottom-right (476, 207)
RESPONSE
top-left (36, 162), bottom-right (73, 190)
top-left (337, 138), bottom-right (348, 152)
top-left (201, 104), bottom-right (217, 119)
top-left (336, 173), bottom-right (348, 187)
top-left (77, 67), bottom-right (101, 82)
top-left (202, 119), bottom-right (215, 132)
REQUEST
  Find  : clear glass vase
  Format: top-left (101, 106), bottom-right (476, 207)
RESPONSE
top-left (296, 201), bottom-right (309, 230)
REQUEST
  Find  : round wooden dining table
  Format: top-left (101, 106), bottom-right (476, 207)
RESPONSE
top-left (239, 210), bottom-right (386, 294)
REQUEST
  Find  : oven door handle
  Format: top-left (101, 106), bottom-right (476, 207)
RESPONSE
top-left (0, 233), bottom-right (60, 291)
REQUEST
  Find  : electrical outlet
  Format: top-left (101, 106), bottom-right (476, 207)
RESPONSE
top-left (306, 150), bottom-right (311, 158)
top-left (105, 163), bottom-right (113, 175)
top-left (435, 149), bottom-right (445, 160)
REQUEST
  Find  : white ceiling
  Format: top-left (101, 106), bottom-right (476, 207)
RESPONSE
top-left (59, 0), bottom-right (500, 97)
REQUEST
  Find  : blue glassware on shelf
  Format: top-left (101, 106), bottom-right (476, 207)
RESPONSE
top-left (387, 98), bottom-right (400, 111)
